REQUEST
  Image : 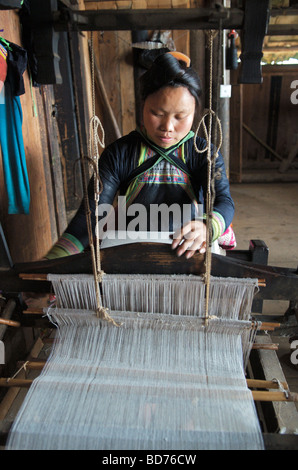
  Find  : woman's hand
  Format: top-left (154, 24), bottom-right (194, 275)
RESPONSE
top-left (171, 220), bottom-right (207, 259)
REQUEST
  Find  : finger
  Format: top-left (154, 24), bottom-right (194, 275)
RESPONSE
top-left (172, 221), bottom-right (197, 244)
top-left (171, 227), bottom-right (186, 249)
top-left (198, 241), bottom-right (207, 253)
top-left (183, 240), bottom-right (207, 259)
top-left (185, 249), bottom-right (196, 259)
top-left (176, 236), bottom-right (203, 257)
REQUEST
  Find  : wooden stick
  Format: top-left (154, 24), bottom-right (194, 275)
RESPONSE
top-left (252, 391), bottom-right (298, 402)
top-left (2, 374), bottom-right (292, 401)
top-left (0, 378), bottom-right (33, 388)
top-left (21, 308), bottom-right (281, 333)
top-left (19, 273), bottom-right (48, 281)
top-left (243, 123), bottom-right (283, 162)
top-left (247, 379), bottom-right (288, 390)
top-left (1, 378), bottom-right (295, 401)
top-left (13, 362), bottom-right (289, 391)
top-left (0, 318), bottom-right (20, 327)
top-left (19, 272), bottom-right (267, 287)
top-left (17, 361), bottom-right (46, 370)
top-left (252, 343), bottom-right (279, 351)
top-left (22, 308), bottom-right (44, 315)
top-left (258, 322), bottom-right (280, 331)
top-left (27, 340), bottom-right (279, 351)
top-left (14, 363), bottom-right (288, 391)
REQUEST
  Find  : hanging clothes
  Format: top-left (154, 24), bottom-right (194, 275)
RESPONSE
top-left (0, 39), bottom-right (30, 214)
top-left (0, 43), bottom-right (7, 95)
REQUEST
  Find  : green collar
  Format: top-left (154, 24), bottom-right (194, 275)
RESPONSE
top-left (136, 127), bottom-right (194, 158)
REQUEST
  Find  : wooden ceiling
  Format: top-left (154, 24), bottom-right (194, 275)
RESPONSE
top-left (263, 1), bottom-right (298, 63)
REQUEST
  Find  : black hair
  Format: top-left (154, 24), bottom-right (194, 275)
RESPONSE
top-left (140, 53), bottom-right (202, 105)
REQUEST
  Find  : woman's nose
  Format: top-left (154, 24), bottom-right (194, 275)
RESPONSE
top-left (160, 116), bottom-right (174, 132)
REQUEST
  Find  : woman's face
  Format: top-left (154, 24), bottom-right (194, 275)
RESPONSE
top-left (142, 86), bottom-right (196, 148)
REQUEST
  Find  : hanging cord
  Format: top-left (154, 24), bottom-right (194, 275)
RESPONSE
top-left (89, 31), bottom-right (105, 281)
top-left (193, 29), bottom-right (223, 326)
top-left (68, 24), bottom-right (117, 325)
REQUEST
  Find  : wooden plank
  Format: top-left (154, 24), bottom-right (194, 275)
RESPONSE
top-left (53, 31), bottom-right (84, 214)
top-left (94, 30), bottom-right (122, 144)
top-left (41, 86), bottom-right (67, 236)
top-left (93, 48), bottom-right (122, 139)
top-left (118, 31), bottom-right (136, 136)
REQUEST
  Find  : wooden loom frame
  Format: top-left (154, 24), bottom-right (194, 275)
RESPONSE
top-left (0, 242), bottom-right (298, 449)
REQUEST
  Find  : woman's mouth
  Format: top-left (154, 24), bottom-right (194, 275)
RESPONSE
top-left (158, 135), bottom-right (174, 145)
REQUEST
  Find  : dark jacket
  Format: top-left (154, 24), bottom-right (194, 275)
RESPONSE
top-left (66, 130), bottom-right (234, 248)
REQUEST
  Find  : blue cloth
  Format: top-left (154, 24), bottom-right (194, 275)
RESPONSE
top-left (0, 81), bottom-right (30, 214)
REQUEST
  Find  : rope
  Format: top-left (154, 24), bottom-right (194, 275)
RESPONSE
top-left (89, 31), bottom-right (105, 280)
top-left (193, 29), bottom-right (223, 326)
top-left (88, 32), bottom-right (119, 325)
top-left (68, 24), bottom-right (116, 325)
top-left (6, 361), bottom-right (29, 382)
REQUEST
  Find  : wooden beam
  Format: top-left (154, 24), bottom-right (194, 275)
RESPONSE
top-left (53, 7), bottom-right (245, 31)
top-left (0, 243), bottom-right (297, 301)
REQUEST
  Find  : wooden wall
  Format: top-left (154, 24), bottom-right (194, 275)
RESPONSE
top-left (0, 0), bottom-right (203, 264)
top-left (0, 2), bottom-right (93, 263)
top-left (0, 9), bottom-right (58, 263)
top-left (86, 0), bottom-right (193, 144)
top-left (230, 65), bottom-right (298, 182)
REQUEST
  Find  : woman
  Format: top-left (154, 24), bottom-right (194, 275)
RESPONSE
top-left (46, 52), bottom-right (236, 260)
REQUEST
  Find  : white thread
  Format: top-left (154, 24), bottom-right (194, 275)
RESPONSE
top-left (6, 275), bottom-right (264, 450)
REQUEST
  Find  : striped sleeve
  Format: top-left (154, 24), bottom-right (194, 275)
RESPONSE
top-left (45, 233), bottom-right (84, 259)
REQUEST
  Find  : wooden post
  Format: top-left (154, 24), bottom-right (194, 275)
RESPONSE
top-left (229, 71), bottom-right (243, 182)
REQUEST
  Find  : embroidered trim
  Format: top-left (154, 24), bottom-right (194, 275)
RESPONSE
top-left (45, 233), bottom-right (84, 259)
top-left (211, 211), bottom-right (226, 241)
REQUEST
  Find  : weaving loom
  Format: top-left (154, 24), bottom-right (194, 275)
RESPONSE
top-left (1, 14), bottom-right (298, 450)
top-left (6, 269), bottom-right (265, 450)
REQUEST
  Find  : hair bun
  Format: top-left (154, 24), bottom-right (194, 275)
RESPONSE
top-left (140, 52), bottom-right (201, 104)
